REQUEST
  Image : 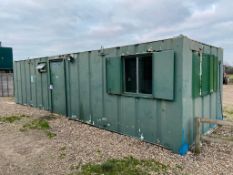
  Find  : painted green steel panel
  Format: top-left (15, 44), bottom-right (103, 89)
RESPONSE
top-left (209, 55), bottom-right (214, 92)
top-left (90, 51), bottom-right (104, 126)
top-left (106, 56), bottom-right (122, 95)
top-left (0, 47), bottom-right (13, 70)
top-left (201, 53), bottom-right (210, 96)
top-left (104, 48), bottom-right (122, 132)
top-left (65, 55), bottom-right (79, 119)
top-left (120, 97), bottom-right (137, 137)
top-left (137, 99), bottom-right (156, 143)
top-left (17, 62), bottom-right (23, 104)
top-left (213, 56), bottom-right (218, 92)
top-left (79, 52), bottom-right (91, 122)
top-left (25, 61), bottom-right (31, 105)
top-left (13, 63), bottom-right (18, 103)
top-left (21, 62), bottom-right (27, 104)
top-left (50, 60), bottom-right (67, 115)
top-left (192, 52), bottom-right (201, 97)
top-left (30, 60), bottom-right (37, 106)
top-left (35, 59), bottom-right (42, 108)
top-left (152, 50), bottom-right (174, 100)
top-left (41, 58), bottom-right (49, 110)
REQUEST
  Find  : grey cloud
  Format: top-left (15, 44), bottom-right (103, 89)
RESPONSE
top-left (0, 0), bottom-right (232, 65)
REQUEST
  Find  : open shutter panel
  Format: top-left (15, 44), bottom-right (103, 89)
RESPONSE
top-left (213, 56), bottom-right (218, 92)
top-left (209, 55), bottom-right (214, 92)
top-left (106, 56), bottom-right (122, 94)
top-left (152, 50), bottom-right (175, 100)
top-left (192, 52), bottom-right (201, 97)
top-left (201, 53), bottom-right (210, 96)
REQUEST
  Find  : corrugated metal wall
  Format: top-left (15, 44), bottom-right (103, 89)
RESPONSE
top-left (0, 73), bottom-right (13, 97)
top-left (13, 36), bottom-right (223, 153)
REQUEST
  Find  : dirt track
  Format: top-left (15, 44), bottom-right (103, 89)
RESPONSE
top-left (0, 85), bottom-right (233, 175)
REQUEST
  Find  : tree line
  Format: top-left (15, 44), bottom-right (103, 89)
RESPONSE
top-left (224, 65), bottom-right (233, 74)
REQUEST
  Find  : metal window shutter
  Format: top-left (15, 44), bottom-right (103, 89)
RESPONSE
top-left (106, 56), bottom-right (122, 94)
top-left (209, 55), bottom-right (214, 93)
top-left (192, 52), bottom-right (201, 97)
top-left (152, 50), bottom-right (175, 100)
top-left (213, 56), bottom-right (218, 92)
top-left (201, 53), bottom-right (210, 96)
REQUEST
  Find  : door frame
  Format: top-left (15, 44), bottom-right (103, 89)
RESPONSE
top-left (48, 58), bottom-right (68, 116)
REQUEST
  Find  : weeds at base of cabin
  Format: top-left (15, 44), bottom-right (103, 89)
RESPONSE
top-left (58, 146), bottom-right (67, 159)
top-left (0, 115), bottom-right (29, 123)
top-left (20, 118), bottom-right (56, 139)
top-left (69, 156), bottom-right (169, 175)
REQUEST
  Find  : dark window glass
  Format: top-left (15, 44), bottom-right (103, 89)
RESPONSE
top-left (139, 56), bottom-right (152, 94)
top-left (125, 57), bottom-right (136, 93)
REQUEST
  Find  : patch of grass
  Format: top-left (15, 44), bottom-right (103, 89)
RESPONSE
top-left (20, 118), bottom-right (56, 139)
top-left (59, 152), bottom-right (66, 159)
top-left (45, 130), bottom-right (57, 139)
top-left (223, 106), bottom-right (233, 121)
top-left (71, 156), bottom-right (168, 175)
top-left (22, 118), bottom-right (50, 130)
top-left (0, 115), bottom-right (29, 123)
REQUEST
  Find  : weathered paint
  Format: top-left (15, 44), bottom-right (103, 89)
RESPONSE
top-left (14, 35), bottom-right (223, 154)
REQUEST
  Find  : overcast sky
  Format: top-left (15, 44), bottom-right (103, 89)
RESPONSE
top-left (0, 0), bottom-right (232, 65)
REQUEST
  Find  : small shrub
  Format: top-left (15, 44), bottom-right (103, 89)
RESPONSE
top-left (0, 115), bottom-right (29, 123)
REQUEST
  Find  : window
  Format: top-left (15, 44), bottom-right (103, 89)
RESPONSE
top-left (106, 50), bottom-right (175, 100)
top-left (124, 54), bottom-right (152, 94)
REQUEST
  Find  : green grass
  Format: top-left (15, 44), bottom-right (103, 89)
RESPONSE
top-left (20, 118), bottom-right (56, 139)
top-left (0, 115), bottom-right (29, 123)
top-left (22, 118), bottom-right (50, 130)
top-left (70, 156), bottom-right (169, 175)
top-left (223, 106), bottom-right (233, 121)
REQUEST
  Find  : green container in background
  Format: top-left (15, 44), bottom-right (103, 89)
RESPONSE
top-left (0, 46), bottom-right (13, 70)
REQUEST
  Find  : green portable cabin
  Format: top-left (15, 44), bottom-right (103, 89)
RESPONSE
top-left (14, 35), bottom-right (223, 154)
top-left (0, 43), bottom-right (13, 71)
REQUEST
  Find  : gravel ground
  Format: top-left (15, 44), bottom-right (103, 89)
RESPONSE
top-left (0, 95), bottom-right (232, 175)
